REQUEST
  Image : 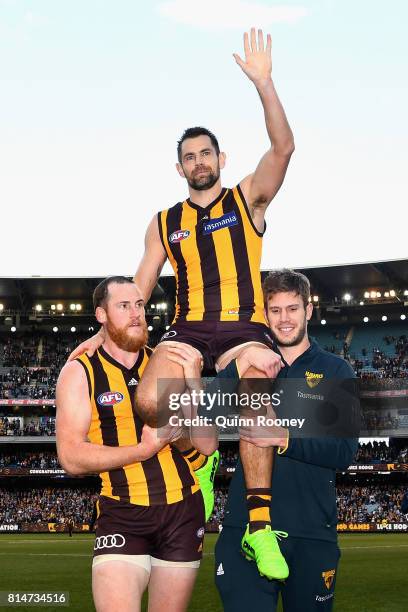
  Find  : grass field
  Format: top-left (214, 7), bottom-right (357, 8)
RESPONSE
top-left (0, 533), bottom-right (406, 611)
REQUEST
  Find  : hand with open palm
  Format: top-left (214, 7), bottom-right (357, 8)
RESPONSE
top-left (233, 28), bottom-right (272, 87)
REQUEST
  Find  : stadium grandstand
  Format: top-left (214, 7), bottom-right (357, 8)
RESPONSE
top-left (1, 259), bottom-right (408, 537)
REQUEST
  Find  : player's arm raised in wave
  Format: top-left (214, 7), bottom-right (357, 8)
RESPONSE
top-left (68, 216), bottom-right (167, 360)
top-left (235, 28), bottom-right (295, 233)
top-left (56, 361), bottom-right (169, 475)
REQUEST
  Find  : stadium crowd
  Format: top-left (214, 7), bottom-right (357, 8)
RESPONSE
top-left (336, 484), bottom-right (408, 524)
top-left (359, 374), bottom-right (408, 391)
top-left (362, 411), bottom-right (400, 432)
top-left (0, 443), bottom-right (407, 468)
top-left (218, 448), bottom-right (239, 469)
top-left (353, 335), bottom-right (408, 383)
top-left (0, 451), bottom-right (61, 469)
top-left (208, 484), bottom-right (408, 526)
top-left (1, 331), bottom-right (408, 400)
top-left (0, 484), bottom-right (407, 527)
top-left (208, 487), bottom-right (229, 528)
top-left (218, 443), bottom-right (405, 465)
top-left (2, 337), bottom-right (39, 368)
top-left (0, 416), bottom-right (55, 437)
top-left (318, 329), bottom-right (408, 385)
top-left (0, 367), bottom-right (58, 399)
top-left (0, 487), bottom-right (97, 525)
top-left (356, 441), bottom-right (408, 463)
top-left (0, 334), bottom-right (88, 399)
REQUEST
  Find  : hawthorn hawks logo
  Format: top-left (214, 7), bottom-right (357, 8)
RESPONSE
top-left (322, 569), bottom-right (336, 590)
top-left (305, 370), bottom-right (324, 389)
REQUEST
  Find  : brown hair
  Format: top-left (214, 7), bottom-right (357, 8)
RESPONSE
top-left (177, 127), bottom-right (220, 163)
top-left (93, 276), bottom-right (134, 311)
top-left (263, 269), bottom-right (311, 309)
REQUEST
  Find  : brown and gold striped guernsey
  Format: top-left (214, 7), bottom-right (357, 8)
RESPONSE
top-left (76, 346), bottom-right (199, 505)
top-left (158, 185), bottom-right (265, 323)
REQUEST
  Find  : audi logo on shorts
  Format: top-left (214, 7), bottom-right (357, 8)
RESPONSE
top-left (94, 533), bottom-right (126, 550)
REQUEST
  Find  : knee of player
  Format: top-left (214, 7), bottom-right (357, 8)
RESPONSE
top-left (242, 365), bottom-right (267, 378)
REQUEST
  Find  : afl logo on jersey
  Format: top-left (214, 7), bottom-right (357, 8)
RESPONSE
top-left (169, 229), bottom-right (190, 243)
top-left (97, 392), bottom-right (124, 406)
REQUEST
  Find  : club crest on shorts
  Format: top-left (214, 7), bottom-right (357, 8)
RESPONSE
top-left (264, 332), bottom-right (274, 346)
top-left (161, 330), bottom-right (177, 340)
top-left (97, 392), bottom-right (124, 406)
top-left (322, 569), bottom-right (336, 590)
top-left (196, 527), bottom-right (205, 538)
top-left (169, 229), bottom-right (190, 243)
top-left (305, 370), bottom-right (324, 389)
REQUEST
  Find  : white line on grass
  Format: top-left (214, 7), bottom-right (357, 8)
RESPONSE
top-left (0, 539), bottom-right (91, 543)
top-left (1, 545), bottom-right (408, 557)
top-left (3, 546), bottom-right (406, 559)
top-left (0, 551), bottom-right (218, 557)
top-left (342, 544), bottom-right (408, 551)
top-left (0, 552), bottom-right (89, 557)
top-left (0, 552), bottom-right (214, 558)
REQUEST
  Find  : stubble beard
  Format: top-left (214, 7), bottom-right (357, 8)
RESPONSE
top-left (186, 164), bottom-right (220, 191)
top-left (270, 319), bottom-right (307, 348)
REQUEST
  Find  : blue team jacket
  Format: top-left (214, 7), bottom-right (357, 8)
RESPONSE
top-left (220, 340), bottom-right (359, 542)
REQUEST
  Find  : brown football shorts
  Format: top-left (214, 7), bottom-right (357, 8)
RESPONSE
top-left (93, 491), bottom-right (205, 562)
top-left (159, 320), bottom-right (275, 370)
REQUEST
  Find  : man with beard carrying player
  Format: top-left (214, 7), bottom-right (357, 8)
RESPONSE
top-left (57, 277), bottom-right (213, 612)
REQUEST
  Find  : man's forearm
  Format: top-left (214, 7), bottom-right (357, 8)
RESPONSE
top-left (58, 441), bottom-right (149, 476)
top-left (133, 270), bottom-right (157, 304)
top-left (256, 78), bottom-right (294, 155)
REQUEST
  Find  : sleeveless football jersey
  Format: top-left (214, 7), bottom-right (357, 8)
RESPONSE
top-left (77, 347), bottom-right (199, 505)
top-left (158, 185), bottom-right (265, 323)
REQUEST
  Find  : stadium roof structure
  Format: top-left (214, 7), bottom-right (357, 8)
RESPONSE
top-left (295, 259), bottom-right (408, 303)
top-left (0, 259), bottom-right (407, 318)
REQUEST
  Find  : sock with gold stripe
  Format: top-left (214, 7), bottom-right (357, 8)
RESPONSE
top-left (181, 447), bottom-right (208, 472)
top-left (246, 488), bottom-right (272, 533)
